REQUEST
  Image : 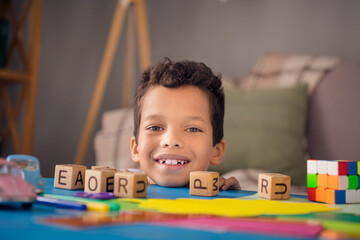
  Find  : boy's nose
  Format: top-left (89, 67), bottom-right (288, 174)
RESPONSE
top-left (160, 130), bottom-right (184, 149)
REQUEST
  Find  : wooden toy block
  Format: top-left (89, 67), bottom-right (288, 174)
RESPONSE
top-left (317, 174), bottom-right (328, 188)
top-left (84, 169), bottom-right (116, 193)
top-left (347, 161), bottom-right (358, 175)
top-left (257, 173), bottom-right (291, 200)
top-left (315, 187), bottom-right (325, 202)
top-left (328, 175), bottom-right (348, 190)
top-left (325, 189), bottom-right (345, 204)
top-left (307, 187), bottom-right (316, 201)
top-left (358, 162), bottom-right (360, 175)
top-left (190, 171), bottom-right (219, 197)
top-left (307, 160), bottom-right (318, 174)
top-left (358, 189), bottom-right (360, 203)
top-left (91, 165), bottom-right (117, 171)
top-left (54, 164), bottom-right (87, 190)
top-left (346, 190), bottom-right (358, 203)
top-left (114, 171), bottom-right (147, 198)
top-left (317, 160), bottom-right (328, 174)
top-left (328, 160), bottom-right (348, 176)
top-left (348, 175), bottom-right (359, 189)
top-left (307, 174), bottom-right (317, 188)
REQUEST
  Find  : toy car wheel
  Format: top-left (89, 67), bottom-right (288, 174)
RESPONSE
top-left (21, 203), bottom-right (32, 209)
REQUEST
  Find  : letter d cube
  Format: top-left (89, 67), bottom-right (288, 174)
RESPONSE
top-left (258, 173), bottom-right (291, 200)
top-left (114, 172), bottom-right (147, 198)
top-left (190, 171), bottom-right (219, 197)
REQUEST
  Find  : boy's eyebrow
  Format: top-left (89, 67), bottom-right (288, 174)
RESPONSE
top-left (143, 114), bottom-right (163, 121)
top-left (185, 116), bottom-right (207, 123)
top-left (143, 115), bottom-right (207, 123)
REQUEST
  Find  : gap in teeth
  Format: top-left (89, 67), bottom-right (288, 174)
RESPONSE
top-left (158, 159), bottom-right (187, 165)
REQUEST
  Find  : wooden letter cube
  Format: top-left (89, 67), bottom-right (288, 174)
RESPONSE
top-left (54, 164), bottom-right (87, 189)
top-left (189, 171), bottom-right (219, 197)
top-left (91, 165), bottom-right (117, 171)
top-left (114, 172), bottom-right (147, 198)
top-left (84, 169), bottom-right (116, 193)
top-left (258, 173), bottom-right (291, 200)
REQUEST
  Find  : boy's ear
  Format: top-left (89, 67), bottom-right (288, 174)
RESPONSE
top-left (130, 136), bottom-right (140, 163)
top-left (210, 139), bottom-right (225, 166)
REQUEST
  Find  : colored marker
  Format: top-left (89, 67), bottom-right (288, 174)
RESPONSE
top-left (42, 194), bottom-right (119, 212)
top-left (36, 196), bottom-right (87, 210)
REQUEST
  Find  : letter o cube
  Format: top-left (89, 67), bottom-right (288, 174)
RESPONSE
top-left (84, 169), bottom-right (116, 193)
top-left (258, 173), bottom-right (291, 200)
top-left (190, 171), bottom-right (219, 197)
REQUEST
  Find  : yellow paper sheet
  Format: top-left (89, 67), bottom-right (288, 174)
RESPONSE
top-left (119, 198), bottom-right (340, 217)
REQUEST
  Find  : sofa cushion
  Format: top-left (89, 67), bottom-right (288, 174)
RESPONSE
top-left (307, 60), bottom-right (360, 159)
top-left (209, 84), bottom-right (308, 185)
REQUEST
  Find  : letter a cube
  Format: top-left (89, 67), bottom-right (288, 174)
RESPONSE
top-left (84, 169), bottom-right (116, 193)
top-left (190, 171), bottom-right (219, 197)
top-left (54, 164), bottom-right (87, 189)
top-left (114, 172), bottom-right (147, 198)
top-left (258, 173), bottom-right (291, 200)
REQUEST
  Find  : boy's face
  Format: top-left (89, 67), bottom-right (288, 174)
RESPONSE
top-left (131, 85), bottom-right (225, 187)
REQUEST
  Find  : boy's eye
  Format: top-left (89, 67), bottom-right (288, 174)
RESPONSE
top-left (186, 127), bottom-right (202, 132)
top-left (147, 126), bottom-right (163, 131)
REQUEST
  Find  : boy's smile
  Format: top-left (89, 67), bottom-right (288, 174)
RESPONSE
top-left (130, 85), bottom-right (225, 187)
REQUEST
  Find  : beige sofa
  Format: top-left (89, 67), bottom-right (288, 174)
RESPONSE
top-left (94, 54), bottom-right (360, 193)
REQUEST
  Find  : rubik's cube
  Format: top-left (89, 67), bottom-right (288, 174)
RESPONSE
top-left (307, 159), bottom-right (360, 204)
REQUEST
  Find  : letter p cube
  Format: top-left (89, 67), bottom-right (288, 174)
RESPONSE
top-left (190, 171), bottom-right (219, 197)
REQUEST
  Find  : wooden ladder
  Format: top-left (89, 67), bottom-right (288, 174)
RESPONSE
top-left (0, 0), bottom-right (42, 155)
top-left (74, 0), bottom-right (151, 165)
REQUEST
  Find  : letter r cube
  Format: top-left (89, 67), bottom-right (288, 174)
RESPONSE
top-left (114, 172), bottom-right (147, 198)
top-left (190, 171), bottom-right (219, 197)
top-left (258, 173), bottom-right (291, 200)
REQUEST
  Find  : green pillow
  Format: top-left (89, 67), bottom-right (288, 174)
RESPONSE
top-left (209, 85), bottom-right (308, 185)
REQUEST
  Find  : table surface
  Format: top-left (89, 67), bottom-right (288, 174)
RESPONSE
top-left (0, 178), bottom-right (353, 240)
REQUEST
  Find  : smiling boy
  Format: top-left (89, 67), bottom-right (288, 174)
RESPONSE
top-left (130, 58), bottom-right (240, 190)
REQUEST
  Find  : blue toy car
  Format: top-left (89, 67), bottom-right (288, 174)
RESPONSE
top-left (6, 154), bottom-right (45, 193)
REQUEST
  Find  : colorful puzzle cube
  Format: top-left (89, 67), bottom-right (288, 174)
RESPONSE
top-left (307, 160), bottom-right (360, 204)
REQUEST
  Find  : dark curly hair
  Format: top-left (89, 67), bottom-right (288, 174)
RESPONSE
top-left (133, 58), bottom-right (224, 146)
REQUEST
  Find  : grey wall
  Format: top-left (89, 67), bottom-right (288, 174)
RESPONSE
top-left (13, 0), bottom-right (360, 177)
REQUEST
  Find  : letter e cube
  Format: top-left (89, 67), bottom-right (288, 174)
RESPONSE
top-left (54, 164), bottom-right (87, 190)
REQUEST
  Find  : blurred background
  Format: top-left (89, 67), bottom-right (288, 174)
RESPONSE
top-left (1, 0), bottom-right (360, 177)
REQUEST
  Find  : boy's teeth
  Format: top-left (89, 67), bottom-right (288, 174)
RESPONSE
top-left (159, 159), bottom-right (187, 165)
